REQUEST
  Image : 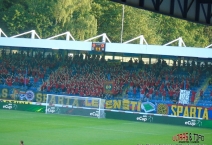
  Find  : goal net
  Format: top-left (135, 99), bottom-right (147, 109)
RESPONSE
top-left (45, 94), bottom-right (105, 119)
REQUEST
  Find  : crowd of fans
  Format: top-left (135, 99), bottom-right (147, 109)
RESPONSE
top-left (127, 59), bottom-right (211, 102)
top-left (0, 49), bottom-right (212, 103)
top-left (0, 50), bottom-right (57, 88)
top-left (41, 53), bottom-right (125, 98)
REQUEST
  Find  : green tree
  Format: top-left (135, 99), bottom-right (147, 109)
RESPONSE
top-left (150, 13), bottom-right (209, 47)
top-left (92, 0), bottom-right (161, 44)
top-left (1, 3), bottom-right (27, 35)
top-left (203, 26), bottom-right (212, 47)
top-left (0, 0), bottom-right (97, 39)
top-left (121, 6), bottom-right (161, 44)
top-left (65, 0), bottom-right (97, 40)
top-left (0, 0), bottom-right (212, 47)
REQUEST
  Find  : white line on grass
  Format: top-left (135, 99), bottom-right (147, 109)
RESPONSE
top-left (202, 132), bottom-right (212, 135)
top-left (85, 126), bottom-right (160, 135)
top-left (122, 122), bottom-right (139, 124)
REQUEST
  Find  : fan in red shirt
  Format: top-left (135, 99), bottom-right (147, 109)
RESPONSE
top-left (168, 87), bottom-right (174, 100)
top-left (14, 76), bottom-right (19, 85)
top-left (154, 89), bottom-right (159, 100)
top-left (66, 86), bottom-right (71, 94)
top-left (41, 80), bottom-right (47, 91)
top-left (19, 76), bottom-right (24, 86)
top-left (199, 89), bottom-right (204, 100)
top-left (191, 90), bottom-right (196, 104)
top-left (148, 86), bottom-right (154, 100)
top-left (34, 75), bottom-right (38, 84)
top-left (210, 90), bottom-right (212, 101)
top-left (140, 88), bottom-right (145, 101)
top-left (25, 77), bottom-right (30, 86)
top-left (133, 87), bottom-right (137, 97)
top-left (60, 82), bottom-right (65, 92)
top-left (91, 89), bottom-right (96, 97)
top-left (129, 81), bottom-right (134, 91)
top-left (165, 75), bottom-right (169, 84)
top-left (75, 87), bottom-right (79, 95)
top-left (71, 88), bottom-right (75, 95)
top-left (85, 89), bottom-right (90, 96)
top-left (145, 93), bottom-right (150, 102)
top-left (54, 81), bottom-right (59, 92)
top-left (155, 80), bottom-right (160, 89)
top-left (175, 90), bottom-right (180, 102)
top-left (185, 81), bottom-right (190, 90)
top-left (46, 83), bottom-right (52, 92)
top-left (6, 76), bottom-right (14, 87)
top-left (79, 89), bottom-right (84, 96)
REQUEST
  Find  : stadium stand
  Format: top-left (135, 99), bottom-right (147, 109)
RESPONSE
top-left (0, 49), bottom-right (211, 107)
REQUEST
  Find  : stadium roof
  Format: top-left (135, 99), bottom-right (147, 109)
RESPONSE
top-left (0, 29), bottom-right (212, 59)
top-left (111, 0), bottom-right (212, 25)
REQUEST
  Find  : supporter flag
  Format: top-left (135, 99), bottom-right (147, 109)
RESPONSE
top-left (85, 99), bottom-right (92, 107)
top-left (87, 100), bottom-right (92, 105)
top-left (103, 81), bottom-right (114, 94)
top-left (19, 91), bottom-right (26, 100)
top-left (179, 89), bottom-right (190, 105)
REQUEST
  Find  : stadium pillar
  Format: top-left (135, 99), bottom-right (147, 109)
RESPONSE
top-left (9, 48), bottom-right (12, 55)
top-left (112, 53), bottom-right (115, 60)
top-left (178, 57), bottom-right (181, 67)
top-left (43, 49), bottom-right (46, 58)
top-left (149, 56), bottom-right (151, 65)
top-left (62, 50), bottom-right (64, 62)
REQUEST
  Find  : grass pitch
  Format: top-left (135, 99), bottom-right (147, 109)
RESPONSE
top-left (0, 110), bottom-right (211, 145)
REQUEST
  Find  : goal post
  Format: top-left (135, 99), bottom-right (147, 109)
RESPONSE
top-left (45, 94), bottom-right (105, 119)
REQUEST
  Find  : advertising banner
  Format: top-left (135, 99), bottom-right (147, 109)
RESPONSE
top-left (46, 106), bottom-right (102, 118)
top-left (105, 111), bottom-right (212, 129)
top-left (105, 111), bottom-right (153, 123)
top-left (0, 86), bottom-right (212, 120)
top-left (104, 99), bottom-right (212, 120)
top-left (0, 101), bottom-right (45, 113)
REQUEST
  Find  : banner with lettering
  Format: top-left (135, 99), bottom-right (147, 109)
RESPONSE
top-left (0, 86), bottom-right (211, 120)
top-left (0, 101), bottom-right (45, 112)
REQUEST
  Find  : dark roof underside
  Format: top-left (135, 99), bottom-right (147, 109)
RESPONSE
top-left (111, 0), bottom-right (212, 25)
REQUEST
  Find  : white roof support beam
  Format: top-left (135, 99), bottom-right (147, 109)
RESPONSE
top-left (47, 31), bottom-right (75, 41)
top-left (163, 37), bottom-right (186, 47)
top-left (123, 35), bottom-right (148, 45)
top-left (0, 28), bottom-right (7, 37)
top-left (11, 30), bottom-right (41, 39)
top-left (205, 44), bottom-right (212, 48)
top-left (84, 33), bottom-right (111, 43)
